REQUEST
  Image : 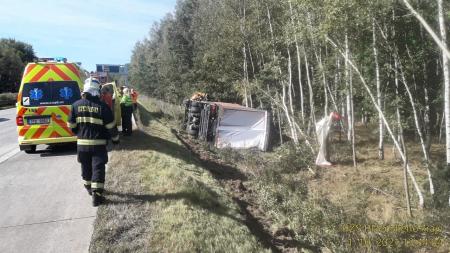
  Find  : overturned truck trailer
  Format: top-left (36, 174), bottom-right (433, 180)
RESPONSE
top-left (184, 101), bottom-right (270, 151)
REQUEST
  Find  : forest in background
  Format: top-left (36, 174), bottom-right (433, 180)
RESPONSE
top-left (0, 39), bottom-right (35, 93)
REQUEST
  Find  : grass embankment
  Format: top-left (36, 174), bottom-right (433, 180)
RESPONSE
top-left (189, 126), bottom-right (450, 252)
top-left (90, 97), bottom-right (269, 252)
top-left (176, 119), bottom-right (450, 252)
top-left (91, 96), bottom-right (450, 253)
top-left (0, 92), bottom-right (17, 109)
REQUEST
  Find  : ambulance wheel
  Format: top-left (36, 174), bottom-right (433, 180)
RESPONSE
top-left (24, 145), bottom-right (37, 154)
top-left (189, 106), bottom-right (201, 113)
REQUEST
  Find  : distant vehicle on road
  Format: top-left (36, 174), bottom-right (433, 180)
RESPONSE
top-left (15, 58), bottom-right (87, 153)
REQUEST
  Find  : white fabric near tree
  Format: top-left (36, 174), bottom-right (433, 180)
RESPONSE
top-left (315, 113), bottom-right (334, 166)
top-left (216, 108), bottom-right (269, 151)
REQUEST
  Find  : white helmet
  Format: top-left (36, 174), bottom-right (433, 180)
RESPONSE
top-left (83, 78), bottom-right (100, 97)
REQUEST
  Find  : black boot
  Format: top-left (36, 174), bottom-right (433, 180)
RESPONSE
top-left (84, 184), bottom-right (92, 195)
top-left (92, 191), bottom-right (105, 207)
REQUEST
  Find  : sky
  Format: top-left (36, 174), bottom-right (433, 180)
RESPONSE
top-left (0, 0), bottom-right (177, 72)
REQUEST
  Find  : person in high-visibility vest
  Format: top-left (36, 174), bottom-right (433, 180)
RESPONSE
top-left (68, 78), bottom-right (120, 206)
top-left (120, 88), bottom-right (134, 136)
top-left (131, 88), bottom-right (138, 111)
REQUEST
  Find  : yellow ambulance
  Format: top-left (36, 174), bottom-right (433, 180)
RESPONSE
top-left (16, 58), bottom-right (87, 153)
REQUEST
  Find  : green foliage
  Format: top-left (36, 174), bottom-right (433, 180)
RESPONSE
top-left (0, 39), bottom-right (35, 93)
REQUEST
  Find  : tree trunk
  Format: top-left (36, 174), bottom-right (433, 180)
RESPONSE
top-left (318, 52), bottom-right (329, 118)
top-left (350, 68), bottom-right (357, 167)
top-left (282, 84), bottom-right (298, 144)
top-left (395, 63), bottom-right (413, 216)
top-left (345, 33), bottom-right (352, 142)
top-left (398, 107), bottom-right (413, 217)
top-left (424, 79), bottom-right (432, 154)
top-left (266, 5), bottom-right (276, 57)
top-left (240, 3), bottom-right (249, 108)
top-left (288, 0), bottom-right (305, 124)
top-left (287, 47), bottom-right (295, 115)
top-left (277, 107), bottom-right (283, 145)
top-left (373, 18), bottom-right (384, 160)
top-left (242, 46), bottom-right (249, 107)
top-left (437, 0), bottom-right (450, 167)
top-left (303, 45), bottom-right (316, 135)
top-left (296, 42), bottom-right (305, 124)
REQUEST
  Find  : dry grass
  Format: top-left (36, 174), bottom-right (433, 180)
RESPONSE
top-left (305, 124), bottom-right (450, 252)
top-left (207, 122), bottom-right (450, 253)
top-left (89, 99), bottom-right (269, 253)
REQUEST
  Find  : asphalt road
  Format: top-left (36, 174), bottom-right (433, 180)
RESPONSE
top-left (0, 108), bottom-right (96, 253)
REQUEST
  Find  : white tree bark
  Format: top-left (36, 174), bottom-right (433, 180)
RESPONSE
top-left (277, 107), bottom-right (283, 145)
top-left (327, 36), bottom-right (425, 208)
top-left (373, 19), bottom-right (385, 160)
top-left (345, 33), bottom-right (352, 142)
top-left (350, 67), bottom-right (357, 167)
top-left (287, 47), bottom-right (295, 115)
top-left (303, 45), bottom-right (316, 135)
top-left (437, 0), bottom-right (450, 167)
top-left (242, 46), bottom-right (249, 107)
top-left (437, 0), bottom-right (450, 206)
top-left (296, 42), bottom-right (305, 124)
top-left (424, 83), bottom-right (431, 153)
top-left (397, 101), bottom-right (413, 217)
top-left (288, 0), bottom-right (305, 124)
top-left (240, 3), bottom-right (249, 108)
top-left (282, 84), bottom-right (298, 144)
top-left (318, 52), bottom-right (329, 118)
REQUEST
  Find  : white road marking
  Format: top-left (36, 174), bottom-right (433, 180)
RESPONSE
top-left (0, 147), bottom-right (20, 164)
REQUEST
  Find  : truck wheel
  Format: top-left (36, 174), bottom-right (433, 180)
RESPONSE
top-left (189, 124), bottom-right (199, 130)
top-left (189, 112), bottom-right (200, 118)
top-left (189, 106), bottom-right (201, 113)
top-left (24, 145), bottom-right (37, 154)
top-left (188, 128), bottom-right (198, 135)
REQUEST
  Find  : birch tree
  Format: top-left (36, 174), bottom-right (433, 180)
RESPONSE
top-left (437, 0), bottom-right (450, 166)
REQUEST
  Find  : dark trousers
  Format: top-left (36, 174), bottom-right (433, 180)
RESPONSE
top-left (78, 147), bottom-right (108, 192)
top-left (121, 104), bottom-right (133, 135)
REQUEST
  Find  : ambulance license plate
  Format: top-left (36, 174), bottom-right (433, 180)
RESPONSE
top-left (27, 117), bottom-right (50, 125)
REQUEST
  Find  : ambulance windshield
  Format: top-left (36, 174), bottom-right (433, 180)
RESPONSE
top-left (22, 81), bottom-right (81, 107)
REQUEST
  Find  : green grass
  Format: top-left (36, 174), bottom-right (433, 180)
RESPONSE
top-left (90, 98), bottom-right (268, 253)
top-left (0, 92), bottom-right (17, 108)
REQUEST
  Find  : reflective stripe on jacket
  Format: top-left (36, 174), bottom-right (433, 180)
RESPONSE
top-left (68, 94), bottom-right (119, 150)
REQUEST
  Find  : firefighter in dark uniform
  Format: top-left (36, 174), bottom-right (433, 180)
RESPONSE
top-left (68, 77), bottom-right (120, 206)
